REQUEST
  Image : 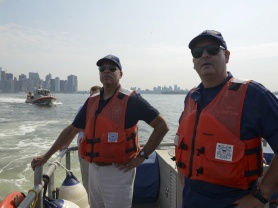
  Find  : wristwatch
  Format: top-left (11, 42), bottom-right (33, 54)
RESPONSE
top-left (251, 185), bottom-right (268, 204)
top-left (139, 150), bottom-right (149, 159)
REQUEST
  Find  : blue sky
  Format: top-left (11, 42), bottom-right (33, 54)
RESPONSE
top-left (1, 0), bottom-right (278, 91)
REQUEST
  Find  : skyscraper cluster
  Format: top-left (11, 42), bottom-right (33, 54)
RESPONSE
top-left (0, 67), bottom-right (78, 93)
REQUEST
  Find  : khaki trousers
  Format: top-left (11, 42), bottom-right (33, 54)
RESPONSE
top-left (88, 163), bottom-right (136, 208)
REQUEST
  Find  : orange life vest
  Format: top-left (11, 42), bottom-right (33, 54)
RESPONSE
top-left (79, 87), bottom-right (140, 163)
top-left (175, 78), bottom-right (263, 189)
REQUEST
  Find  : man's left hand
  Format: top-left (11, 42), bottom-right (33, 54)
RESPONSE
top-left (114, 156), bottom-right (145, 172)
top-left (234, 194), bottom-right (267, 208)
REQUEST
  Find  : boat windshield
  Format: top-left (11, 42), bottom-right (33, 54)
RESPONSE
top-left (36, 90), bottom-right (50, 96)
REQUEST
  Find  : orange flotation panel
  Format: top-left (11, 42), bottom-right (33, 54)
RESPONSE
top-left (0, 192), bottom-right (25, 208)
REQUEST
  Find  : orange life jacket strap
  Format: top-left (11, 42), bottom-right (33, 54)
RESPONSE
top-left (117, 92), bottom-right (126, 99)
top-left (245, 146), bottom-right (261, 155)
top-left (125, 132), bottom-right (138, 153)
top-left (176, 161), bottom-right (186, 168)
top-left (86, 152), bottom-right (99, 158)
top-left (125, 146), bottom-right (137, 153)
top-left (228, 82), bottom-right (243, 91)
top-left (126, 132), bottom-right (136, 141)
top-left (244, 146), bottom-right (263, 177)
top-left (86, 138), bottom-right (100, 144)
top-left (244, 167), bottom-right (263, 177)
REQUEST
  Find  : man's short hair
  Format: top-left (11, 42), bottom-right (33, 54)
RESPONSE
top-left (90, 86), bottom-right (101, 92)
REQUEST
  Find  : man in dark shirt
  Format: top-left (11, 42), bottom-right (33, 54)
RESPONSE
top-left (31, 54), bottom-right (169, 208)
top-left (175, 30), bottom-right (278, 208)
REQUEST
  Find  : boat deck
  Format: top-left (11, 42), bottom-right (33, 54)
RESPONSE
top-left (14, 146), bottom-right (181, 208)
top-left (11, 145), bottom-right (278, 208)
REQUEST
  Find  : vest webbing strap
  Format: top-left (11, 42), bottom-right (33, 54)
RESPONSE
top-left (125, 132), bottom-right (137, 153)
top-left (127, 132), bottom-right (136, 141)
top-left (86, 152), bottom-right (99, 158)
top-left (244, 167), bottom-right (263, 177)
top-left (228, 82), bottom-right (242, 91)
top-left (86, 138), bottom-right (100, 144)
top-left (117, 92), bottom-right (125, 99)
top-left (245, 146), bottom-right (261, 155)
top-left (244, 146), bottom-right (263, 177)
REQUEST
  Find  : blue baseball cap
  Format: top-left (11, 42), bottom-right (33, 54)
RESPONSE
top-left (96, 54), bottom-right (122, 71)
top-left (189, 30), bottom-right (227, 50)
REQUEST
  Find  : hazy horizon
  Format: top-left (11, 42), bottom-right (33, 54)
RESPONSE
top-left (1, 0), bottom-right (278, 91)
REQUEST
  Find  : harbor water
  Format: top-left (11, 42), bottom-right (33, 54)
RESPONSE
top-left (0, 93), bottom-right (184, 200)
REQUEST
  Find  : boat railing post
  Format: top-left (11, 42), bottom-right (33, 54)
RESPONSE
top-left (18, 166), bottom-right (44, 208)
top-left (66, 150), bottom-right (71, 170)
top-left (34, 166), bottom-right (43, 208)
top-left (48, 172), bottom-right (55, 199)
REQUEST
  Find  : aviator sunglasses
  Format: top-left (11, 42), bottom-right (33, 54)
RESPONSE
top-left (98, 65), bottom-right (117, 72)
top-left (191, 45), bottom-right (225, 59)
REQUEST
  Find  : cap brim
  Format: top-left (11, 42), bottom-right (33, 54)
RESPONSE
top-left (189, 35), bottom-right (224, 49)
top-left (96, 58), bottom-right (121, 70)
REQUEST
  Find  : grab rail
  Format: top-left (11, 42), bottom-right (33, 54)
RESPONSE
top-left (18, 147), bottom-right (76, 208)
top-left (17, 143), bottom-right (174, 208)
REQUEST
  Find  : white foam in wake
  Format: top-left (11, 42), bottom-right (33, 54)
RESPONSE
top-left (53, 101), bottom-right (63, 105)
top-left (0, 97), bottom-right (26, 103)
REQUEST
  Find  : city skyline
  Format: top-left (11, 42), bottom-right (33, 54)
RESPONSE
top-left (0, 67), bottom-right (188, 93)
top-left (0, 67), bottom-right (78, 93)
top-left (1, 1), bottom-right (278, 92)
top-left (2, 68), bottom-right (278, 95)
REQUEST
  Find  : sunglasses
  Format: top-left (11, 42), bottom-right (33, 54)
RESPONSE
top-left (191, 45), bottom-right (225, 58)
top-left (98, 65), bottom-right (117, 72)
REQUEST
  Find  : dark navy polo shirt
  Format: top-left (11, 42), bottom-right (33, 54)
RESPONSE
top-left (181, 72), bottom-right (278, 208)
top-left (72, 87), bottom-right (160, 130)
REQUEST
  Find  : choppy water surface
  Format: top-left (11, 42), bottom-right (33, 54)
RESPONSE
top-left (0, 93), bottom-right (184, 200)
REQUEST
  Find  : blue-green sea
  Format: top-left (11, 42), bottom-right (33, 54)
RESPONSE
top-left (0, 93), bottom-right (184, 200)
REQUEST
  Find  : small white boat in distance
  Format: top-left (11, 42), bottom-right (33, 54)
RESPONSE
top-left (25, 88), bottom-right (56, 106)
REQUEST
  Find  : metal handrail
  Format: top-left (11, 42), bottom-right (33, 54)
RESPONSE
top-left (18, 147), bottom-right (77, 208)
top-left (16, 143), bottom-right (174, 208)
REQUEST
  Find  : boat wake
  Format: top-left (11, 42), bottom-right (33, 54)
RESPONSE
top-left (0, 97), bottom-right (26, 103)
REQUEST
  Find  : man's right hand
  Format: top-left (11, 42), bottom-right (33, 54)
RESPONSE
top-left (31, 155), bottom-right (47, 171)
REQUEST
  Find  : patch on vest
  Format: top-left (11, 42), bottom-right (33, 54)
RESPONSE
top-left (174, 134), bottom-right (179, 146)
top-left (108, 132), bottom-right (118, 142)
top-left (215, 143), bottom-right (233, 161)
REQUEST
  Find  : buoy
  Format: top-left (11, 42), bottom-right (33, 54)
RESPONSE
top-left (43, 198), bottom-right (80, 208)
top-left (0, 192), bottom-right (25, 208)
top-left (58, 172), bottom-right (89, 208)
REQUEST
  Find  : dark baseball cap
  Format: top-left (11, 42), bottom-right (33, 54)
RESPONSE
top-left (188, 30), bottom-right (227, 50)
top-left (96, 54), bottom-right (122, 71)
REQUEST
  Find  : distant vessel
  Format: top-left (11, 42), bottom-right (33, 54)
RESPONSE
top-left (25, 88), bottom-right (56, 106)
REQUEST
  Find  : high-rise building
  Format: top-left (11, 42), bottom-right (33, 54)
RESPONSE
top-left (19, 74), bottom-right (27, 81)
top-left (54, 77), bottom-right (60, 92)
top-left (18, 74), bottom-right (28, 92)
top-left (0, 68), bottom-right (5, 92)
top-left (60, 80), bottom-right (68, 92)
top-left (29, 72), bottom-right (40, 90)
top-left (1, 70), bottom-right (6, 81)
top-left (67, 75), bottom-right (78, 93)
top-left (45, 73), bottom-right (52, 89)
top-left (1, 73), bottom-right (14, 92)
top-left (50, 79), bottom-right (55, 92)
top-left (6, 73), bottom-right (13, 81)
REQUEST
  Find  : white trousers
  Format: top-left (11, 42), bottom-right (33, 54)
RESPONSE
top-left (78, 153), bottom-right (89, 193)
top-left (88, 163), bottom-right (136, 208)
top-left (78, 153), bottom-right (98, 207)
